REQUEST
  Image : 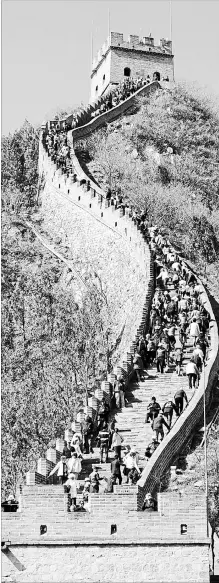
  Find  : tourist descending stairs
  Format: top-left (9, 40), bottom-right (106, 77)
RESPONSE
top-left (75, 278), bottom-right (197, 495)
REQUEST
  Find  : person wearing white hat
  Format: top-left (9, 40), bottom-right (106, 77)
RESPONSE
top-left (142, 492), bottom-right (157, 511)
top-left (65, 473), bottom-right (77, 509)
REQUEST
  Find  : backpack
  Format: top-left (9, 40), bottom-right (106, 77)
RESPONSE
top-left (83, 421), bottom-right (93, 435)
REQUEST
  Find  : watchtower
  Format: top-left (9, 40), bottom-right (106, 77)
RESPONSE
top-left (90, 32), bottom-right (174, 103)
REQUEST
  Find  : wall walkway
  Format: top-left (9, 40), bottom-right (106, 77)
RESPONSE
top-left (2, 76), bottom-right (218, 583)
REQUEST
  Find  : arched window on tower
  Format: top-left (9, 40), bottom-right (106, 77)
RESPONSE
top-left (124, 67), bottom-right (131, 77)
top-left (103, 74), bottom-right (106, 82)
top-left (153, 71), bottom-right (160, 81)
top-left (95, 85), bottom-right (98, 92)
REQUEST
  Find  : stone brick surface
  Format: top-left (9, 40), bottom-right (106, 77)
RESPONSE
top-left (40, 155), bottom-right (150, 368)
top-left (2, 543), bottom-right (210, 582)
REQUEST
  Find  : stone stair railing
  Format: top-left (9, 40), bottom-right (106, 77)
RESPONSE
top-left (137, 251), bottom-right (219, 507)
top-left (47, 80), bottom-right (161, 136)
top-left (70, 80), bottom-right (161, 141)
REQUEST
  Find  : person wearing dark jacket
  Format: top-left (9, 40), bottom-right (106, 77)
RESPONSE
top-left (62, 440), bottom-right (71, 459)
top-left (98, 398), bottom-right (110, 428)
top-left (152, 412), bottom-right (170, 442)
top-left (111, 454), bottom-right (122, 485)
top-left (145, 438), bottom-right (159, 460)
top-left (145, 397), bottom-right (161, 423)
top-left (174, 388), bottom-right (188, 415)
top-left (156, 344), bottom-right (166, 373)
top-left (81, 416), bottom-right (94, 454)
top-left (162, 400), bottom-right (178, 427)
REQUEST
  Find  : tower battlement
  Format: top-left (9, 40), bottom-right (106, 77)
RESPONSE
top-left (92, 32), bottom-right (172, 73)
top-left (90, 31), bottom-right (174, 103)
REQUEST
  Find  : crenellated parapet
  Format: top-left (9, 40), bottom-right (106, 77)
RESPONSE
top-left (91, 32), bottom-right (173, 73)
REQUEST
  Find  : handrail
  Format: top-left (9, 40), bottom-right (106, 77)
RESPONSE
top-left (137, 251), bottom-right (219, 506)
top-left (71, 81), bottom-right (160, 141)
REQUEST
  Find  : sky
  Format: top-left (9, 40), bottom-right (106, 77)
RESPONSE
top-left (2, 0), bottom-right (219, 135)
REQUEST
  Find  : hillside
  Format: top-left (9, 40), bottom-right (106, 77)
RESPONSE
top-left (77, 83), bottom-right (219, 290)
top-left (1, 124), bottom-right (111, 499)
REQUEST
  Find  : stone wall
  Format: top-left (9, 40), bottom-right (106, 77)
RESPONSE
top-left (90, 50), bottom-right (112, 103)
top-left (40, 146), bottom-right (151, 367)
top-left (1, 489), bottom-right (208, 542)
top-left (2, 541), bottom-right (210, 583)
top-left (110, 48), bottom-right (174, 85)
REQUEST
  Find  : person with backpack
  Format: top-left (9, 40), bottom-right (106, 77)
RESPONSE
top-left (98, 422), bottom-right (110, 463)
top-left (174, 388), bottom-right (188, 416)
top-left (156, 344), bottom-right (166, 373)
top-left (152, 412), bottom-right (170, 442)
top-left (145, 396), bottom-right (161, 423)
top-left (162, 400), bottom-right (178, 427)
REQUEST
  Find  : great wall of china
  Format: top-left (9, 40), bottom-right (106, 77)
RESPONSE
top-left (2, 80), bottom-right (219, 583)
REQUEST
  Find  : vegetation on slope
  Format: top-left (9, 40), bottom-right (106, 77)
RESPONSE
top-left (162, 408), bottom-right (219, 538)
top-left (1, 122), bottom-right (111, 498)
top-left (79, 83), bottom-right (219, 280)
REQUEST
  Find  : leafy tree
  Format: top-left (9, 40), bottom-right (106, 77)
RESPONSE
top-left (1, 120), bottom-right (40, 212)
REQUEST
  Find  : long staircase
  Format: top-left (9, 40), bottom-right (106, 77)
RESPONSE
top-left (73, 277), bottom-right (196, 494)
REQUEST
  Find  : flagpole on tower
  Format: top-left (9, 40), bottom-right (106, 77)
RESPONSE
top-left (91, 21), bottom-right (94, 69)
top-left (170, 0), bottom-right (172, 42)
top-left (108, 8), bottom-right (111, 41)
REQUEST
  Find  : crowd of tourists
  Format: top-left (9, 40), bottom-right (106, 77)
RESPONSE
top-left (42, 128), bottom-right (73, 175)
top-left (90, 74), bottom-right (167, 119)
top-left (48, 420), bottom-right (143, 512)
top-left (41, 87), bottom-right (211, 514)
top-left (45, 221), bottom-right (210, 512)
